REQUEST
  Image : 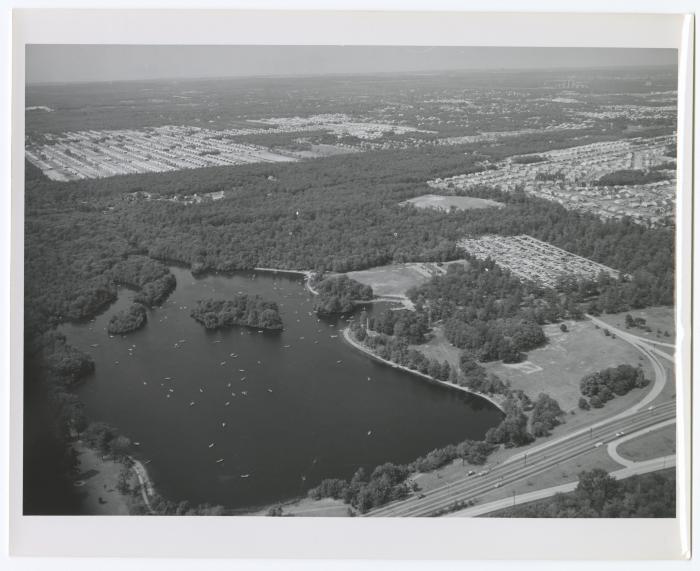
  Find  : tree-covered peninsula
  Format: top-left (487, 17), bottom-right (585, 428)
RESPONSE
top-left (312, 275), bottom-right (373, 315)
top-left (106, 303), bottom-right (148, 335)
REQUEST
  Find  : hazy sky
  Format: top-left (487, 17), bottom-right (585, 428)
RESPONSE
top-left (26, 45), bottom-right (677, 84)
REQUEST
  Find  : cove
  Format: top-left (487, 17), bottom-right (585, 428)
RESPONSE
top-left (60, 266), bottom-right (503, 511)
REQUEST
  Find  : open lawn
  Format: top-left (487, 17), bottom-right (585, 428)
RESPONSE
top-left (486, 319), bottom-right (653, 413)
top-left (400, 194), bottom-right (504, 212)
top-left (346, 261), bottom-right (467, 298)
top-left (596, 306), bottom-right (675, 345)
top-left (616, 424), bottom-right (676, 462)
top-left (412, 326), bottom-right (461, 369)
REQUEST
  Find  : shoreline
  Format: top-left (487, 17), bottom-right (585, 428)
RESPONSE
top-left (130, 456), bottom-right (155, 514)
top-left (252, 266), bottom-right (319, 295)
top-left (341, 327), bottom-right (506, 414)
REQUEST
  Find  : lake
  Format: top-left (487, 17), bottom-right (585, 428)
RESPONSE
top-left (60, 266), bottom-right (503, 511)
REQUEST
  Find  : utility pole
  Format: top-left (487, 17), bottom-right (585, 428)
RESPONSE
top-left (512, 490), bottom-right (516, 506)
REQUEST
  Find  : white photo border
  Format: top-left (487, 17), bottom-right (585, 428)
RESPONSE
top-left (8, 8), bottom-right (694, 561)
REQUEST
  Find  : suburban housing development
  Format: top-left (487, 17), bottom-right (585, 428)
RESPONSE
top-left (428, 135), bottom-right (676, 226)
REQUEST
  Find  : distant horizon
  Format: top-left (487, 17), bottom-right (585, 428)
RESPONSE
top-left (25, 62), bottom-right (679, 88)
top-left (25, 45), bottom-right (677, 85)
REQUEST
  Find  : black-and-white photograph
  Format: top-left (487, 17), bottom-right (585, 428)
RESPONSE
top-left (20, 42), bottom-right (684, 523)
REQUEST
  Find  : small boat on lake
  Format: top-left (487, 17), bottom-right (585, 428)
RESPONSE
top-left (216, 458), bottom-right (224, 463)
top-left (240, 474), bottom-right (250, 478)
top-left (208, 443), bottom-right (215, 448)
top-left (189, 401), bottom-right (195, 406)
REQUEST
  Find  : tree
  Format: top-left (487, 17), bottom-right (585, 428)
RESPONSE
top-left (109, 435), bottom-right (132, 460)
top-left (559, 323), bottom-right (568, 333)
top-left (267, 505), bottom-right (284, 516)
top-left (578, 397), bottom-right (590, 410)
top-left (83, 422), bottom-right (117, 455)
top-left (576, 469), bottom-right (620, 513)
top-left (530, 393), bottom-right (564, 437)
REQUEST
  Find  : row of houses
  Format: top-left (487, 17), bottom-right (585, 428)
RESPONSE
top-left (457, 234), bottom-right (620, 288)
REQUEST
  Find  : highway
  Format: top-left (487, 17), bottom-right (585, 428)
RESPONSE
top-left (366, 315), bottom-right (676, 517)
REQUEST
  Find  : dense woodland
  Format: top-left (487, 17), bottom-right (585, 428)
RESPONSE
top-left (25, 133), bottom-right (674, 345)
top-left (190, 296), bottom-right (284, 331)
top-left (493, 469), bottom-right (675, 517)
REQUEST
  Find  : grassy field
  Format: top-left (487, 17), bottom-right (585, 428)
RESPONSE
top-left (412, 326), bottom-right (461, 369)
top-left (400, 194), bottom-right (504, 212)
top-left (596, 306), bottom-right (675, 345)
top-left (486, 319), bottom-right (652, 413)
top-left (616, 424), bottom-right (676, 462)
top-left (346, 261), bottom-right (467, 298)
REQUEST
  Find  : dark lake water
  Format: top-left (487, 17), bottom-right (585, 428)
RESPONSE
top-left (60, 267), bottom-right (502, 511)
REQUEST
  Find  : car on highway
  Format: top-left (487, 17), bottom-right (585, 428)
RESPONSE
top-left (615, 431), bottom-right (625, 437)
top-left (648, 405), bottom-right (655, 411)
top-left (417, 493), bottom-right (426, 499)
top-left (467, 470), bottom-right (476, 476)
top-left (476, 470), bottom-right (488, 476)
top-left (594, 441), bottom-right (604, 448)
top-left (493, 482), bottom-right (501, 488)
